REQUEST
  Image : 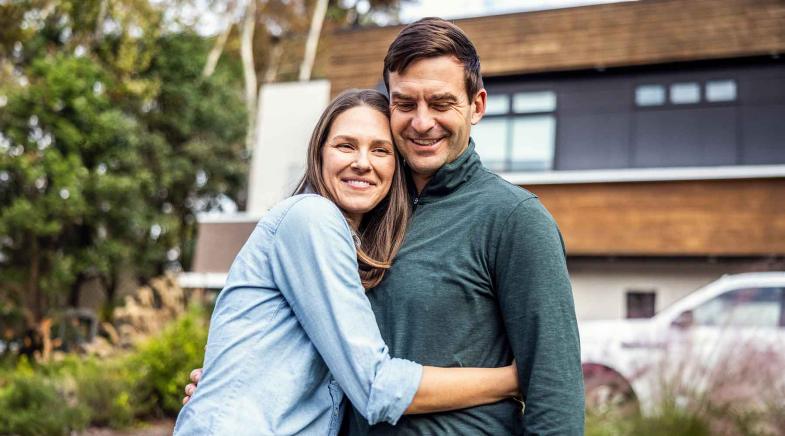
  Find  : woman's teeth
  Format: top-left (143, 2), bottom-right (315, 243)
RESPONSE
top-left (346, 179), bottom-right (370, 187)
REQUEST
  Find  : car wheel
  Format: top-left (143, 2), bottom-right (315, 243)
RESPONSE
top-left (583, 364), bottom-right (639, 417)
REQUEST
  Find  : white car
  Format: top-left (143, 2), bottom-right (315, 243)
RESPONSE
top-left (580, 272), bottom-right (785, 414)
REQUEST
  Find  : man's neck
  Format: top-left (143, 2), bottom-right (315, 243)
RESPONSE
top-left (412, 174), bottom-right (431, 195)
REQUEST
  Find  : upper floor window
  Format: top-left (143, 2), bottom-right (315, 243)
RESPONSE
top-left (634, 79), bottom-right (737, 107)
top-left (670, 82), bottom-right (701, 104)
top-left (472, 90), bottom-right (557, 172)
top-left (635, 85), bottom-right (666, 106)
top-left (706, 80), bottom-right (737, 102)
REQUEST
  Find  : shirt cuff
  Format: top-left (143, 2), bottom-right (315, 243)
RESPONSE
top-left (365, 357), bottom-right (423, 425)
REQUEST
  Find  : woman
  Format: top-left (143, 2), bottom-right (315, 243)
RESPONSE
top-left (174, 89), bottom-right (519, 435)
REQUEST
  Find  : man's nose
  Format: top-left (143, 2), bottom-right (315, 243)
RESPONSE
top-left (411, 107), bottom-right (436, 133)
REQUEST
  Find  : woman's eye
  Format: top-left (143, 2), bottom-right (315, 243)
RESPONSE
top-left (373, 147), bottom-right (392, 154)
top-left (336, 143), bottom-right (353, 150)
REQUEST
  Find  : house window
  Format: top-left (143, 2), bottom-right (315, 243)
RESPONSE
top-left (635, 79), bottom-right (736, 108)
top-left (513, 91), bottom-right (557, 113)
top-left (473, 90), bottom-right (557, 172)
top-left (635, 85), bottom-right (666, 106)
top-left (485, 94), bottom-right (510, 115)
top-left (705, 79), bottom-right (737, 102)
top-left (626, 291), bottom-right (657, 319)
top-left (670, 82), bottom-right (701, 104)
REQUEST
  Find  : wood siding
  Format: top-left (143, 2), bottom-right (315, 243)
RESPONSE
top-left (528, 179), bottom-right (785, 256)
top-left (326, 0), bottom-right (785, 96)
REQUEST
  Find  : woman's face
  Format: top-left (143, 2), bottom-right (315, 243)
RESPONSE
top-left (321, 105), bottom-right (396, 225)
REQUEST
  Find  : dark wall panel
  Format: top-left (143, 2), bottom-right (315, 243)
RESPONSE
top-left (557, 113), bottom-right (631, 170)
top-left (633, 108), bottom-right (737, 167)
top-left (742, 75), bottom-right (785, 105)
top-left (741, 105), bottom-right (785, 164)
top-left (559, 86), bottom-right (631, 113)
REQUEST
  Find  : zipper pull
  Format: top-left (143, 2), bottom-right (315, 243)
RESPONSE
top-left (413, 196), bottom-right (419, 205)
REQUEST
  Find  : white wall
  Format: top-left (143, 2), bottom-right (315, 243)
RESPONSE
top-left (246, 80), bottom-right (331, 215)
top-left (568, 259), bottom-right (769, 322)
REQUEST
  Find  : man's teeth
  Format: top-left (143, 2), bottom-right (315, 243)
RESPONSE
top-left (346, 180), bottom-right (370, 187)
top-left (411, 138), bottom-right (440, 146)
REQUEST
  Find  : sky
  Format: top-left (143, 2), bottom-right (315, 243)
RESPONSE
top-left (398, 0), bottom-right (636, 22)
top-left (179, 0), bottom-right (637, 36)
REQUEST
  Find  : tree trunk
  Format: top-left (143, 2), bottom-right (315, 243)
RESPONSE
top-left (202, 1), bottom-right (238, 78)
top-left (94, 0), bottom-right (109, 40)
top-left (68, 271), bottom-right (86, 308)
top-left (298, 0), bottom-right (329, 82)
top-left (241, 0), bottom-right (258, 153)
top-left (29, 238), bottom-right (42, 322)
top-left (263, 40), bottom-right (284, 84)
top-left (100, 269), bottom-right (118, 322)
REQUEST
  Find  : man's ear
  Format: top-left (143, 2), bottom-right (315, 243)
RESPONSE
top-left (470, 88), bottom-right (487, 125)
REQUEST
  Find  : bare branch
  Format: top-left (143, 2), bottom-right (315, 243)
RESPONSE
top-left (298, 0), bottom-right (328, 82)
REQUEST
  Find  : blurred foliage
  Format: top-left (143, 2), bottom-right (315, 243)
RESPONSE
top-left (127, 303), bottom-right (208, 416)
top-left (585, 386), bottom-right (784, 436)
top-left (0, 357), bottom-right (91, 436)
top-left (0, 0), bottom-right (247, 323)
top-left (0, 305), bottom-right (207, 432)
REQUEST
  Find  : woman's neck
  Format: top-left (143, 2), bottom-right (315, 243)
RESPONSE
top-left (344, 212), bottom-right (362, 231)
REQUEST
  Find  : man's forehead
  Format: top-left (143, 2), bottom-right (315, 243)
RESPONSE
top-left (388, 56), bottom-right (465, 97)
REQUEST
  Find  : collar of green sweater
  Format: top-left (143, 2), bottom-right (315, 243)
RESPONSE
top-left (408, 138), bottom-right (483, 204)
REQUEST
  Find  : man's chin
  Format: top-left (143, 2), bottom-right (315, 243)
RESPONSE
top-left (407, 157), bottom-right (444, 177)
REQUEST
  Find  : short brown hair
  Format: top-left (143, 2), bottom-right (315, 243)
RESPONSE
top-left (293, 89), bottom-right (410, 289)
top-left (383, 17), bottom-right (483, 99)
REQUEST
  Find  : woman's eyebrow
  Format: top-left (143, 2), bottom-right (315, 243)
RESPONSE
top-left (330, 135), bottom-right (357, 143)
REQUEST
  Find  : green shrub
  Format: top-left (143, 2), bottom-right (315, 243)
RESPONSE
top-left (0, 359), bottom-right (90, 436)
top-left (0, 306), bottom-right (209, 432)
top-left (72, 357), bottom-right (137, 428)
top-left (127, 305), bottom-right (208, 417)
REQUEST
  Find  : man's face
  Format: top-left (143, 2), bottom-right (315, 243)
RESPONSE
top-left (388, 56), bottom-right (486, 189)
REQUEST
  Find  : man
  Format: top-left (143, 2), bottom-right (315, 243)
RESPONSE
top-left (186, 17), bottom-right (584, 435)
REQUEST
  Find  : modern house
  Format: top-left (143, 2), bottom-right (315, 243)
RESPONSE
top-left (186, 0), bottom-right (785, 321)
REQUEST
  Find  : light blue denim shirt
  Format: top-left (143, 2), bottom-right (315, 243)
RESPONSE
top-left (174, 194), bottom-right (422, 436)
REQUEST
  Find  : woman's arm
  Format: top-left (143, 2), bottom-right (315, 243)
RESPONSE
top-left (407, 364), bottom-right (519, 414)
top-left (268, 196), bottom-right (520, 423)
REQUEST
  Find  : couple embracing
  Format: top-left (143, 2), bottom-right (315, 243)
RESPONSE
top-left (175, 17), bottom-right (584, 436)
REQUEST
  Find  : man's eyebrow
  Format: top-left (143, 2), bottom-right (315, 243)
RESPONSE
top-left (428, 93), bottom-right (458, 102)
top-left (390, 92), bottom-right (414, 100)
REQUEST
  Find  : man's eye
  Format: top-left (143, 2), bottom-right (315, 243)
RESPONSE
top-left (396, 103), bottom-right (415, 111)
top-left (432, 103), bottom-right (450, 111)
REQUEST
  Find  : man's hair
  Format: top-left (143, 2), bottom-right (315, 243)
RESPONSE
top-left (383, 17), bottom-right (483, 99)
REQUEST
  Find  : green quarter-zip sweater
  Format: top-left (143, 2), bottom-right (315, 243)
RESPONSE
top-left (343, 140), bottom-right (584, 435)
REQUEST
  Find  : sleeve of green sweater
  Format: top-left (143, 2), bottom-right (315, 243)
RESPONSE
top-left (493, 196), bottom-right (585, 435)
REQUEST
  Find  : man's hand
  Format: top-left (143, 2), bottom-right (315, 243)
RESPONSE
top-left (182, 368), bottom-right (203, 405)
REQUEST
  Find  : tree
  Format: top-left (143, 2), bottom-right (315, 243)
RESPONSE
top-left (0, 0), bottom-right (247, 326)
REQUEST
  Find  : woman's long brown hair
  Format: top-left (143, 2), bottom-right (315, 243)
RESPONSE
top-left (293, 89), bottom-right (410, 289)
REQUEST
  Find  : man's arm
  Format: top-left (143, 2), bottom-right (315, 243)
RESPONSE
top-left (493, 197), bottom-right (584, 435)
